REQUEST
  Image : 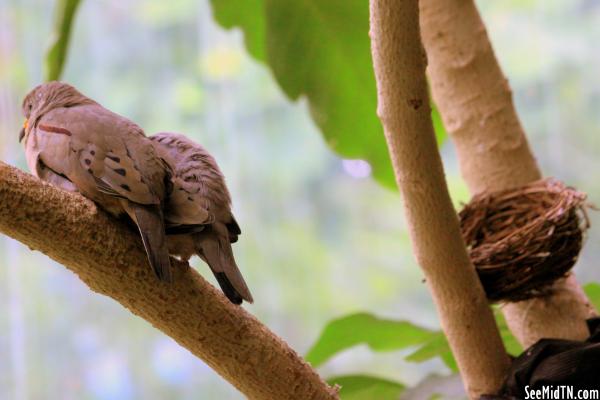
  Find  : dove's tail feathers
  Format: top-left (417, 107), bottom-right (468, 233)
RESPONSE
top-left (214, 272), bottom-right (244, 305)
top-left (197, 230), bottom-right (253, 305)
top-left (129, 203), bottom-right (173, 283)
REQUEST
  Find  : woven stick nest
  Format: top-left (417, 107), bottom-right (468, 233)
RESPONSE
top-left (459, 178), bottom-right (589, 302)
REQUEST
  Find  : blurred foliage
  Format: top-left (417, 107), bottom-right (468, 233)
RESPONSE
top-left (210, 0), bottom-right (446, 189)
top-left (403, 330), bottom-right (457, 372)
top-left (44, 0), bottom-right (81, 81)
top-left (309, 282), bottom-right (600, 398)
top-left (327, 374), bottom-right (405, 400)
top-left (585, 282), bottom-right (600, 309)
top-left (307, 307), bottom-right (522, 377)
top-left (306, 313), bottom-right (438, 367)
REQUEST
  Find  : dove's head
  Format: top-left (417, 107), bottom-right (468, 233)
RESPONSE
top-left (20, 81), bottom-right (95, 143)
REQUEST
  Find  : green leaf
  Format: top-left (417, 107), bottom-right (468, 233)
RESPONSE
top-left (405, 308), bottom-right (522, 372)
top-left (327, 375), bottom-right (405, 400)
top-left (308, 308), bottom-right (522, 373)
top-left (210, 0), bottom-right (266, 61)
top-left (311, 288), bottom-right (598, 372)
top-left (209, 0), bottom-right (447, 189)
top-left (584, 282), bottom-right (600, 310)
top-left (405, 332), bottom-right (458, 372)
top-left (44, 0), bottom-right (82, 81)
top-left (305, 313), bottom-right (437, 367)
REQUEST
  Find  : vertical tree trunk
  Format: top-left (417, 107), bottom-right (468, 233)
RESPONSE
top-left (369, 1), bottom-right (509, 397)
top-left (419, 0), bottom-right (596, 347)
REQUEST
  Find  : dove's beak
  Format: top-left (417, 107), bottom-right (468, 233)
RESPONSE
top-left (19, 119), bottom-right (28, 143)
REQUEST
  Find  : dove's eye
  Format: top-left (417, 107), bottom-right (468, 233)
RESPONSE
top-left (28, 104), bottom-right (32, 111)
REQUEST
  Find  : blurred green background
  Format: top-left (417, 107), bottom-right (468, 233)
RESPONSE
top-left (1, 0), bottom-right (600, 399)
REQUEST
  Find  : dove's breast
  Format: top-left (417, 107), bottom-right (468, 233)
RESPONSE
top-left (26, 124), bottom-right (73, 179)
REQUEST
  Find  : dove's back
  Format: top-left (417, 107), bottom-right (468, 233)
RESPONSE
top-left (150, 132), bottom-right (253, 304)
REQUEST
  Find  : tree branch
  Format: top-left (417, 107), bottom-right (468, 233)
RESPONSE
top-left (0, 162), bottom-right (338, 400)
top-left (419, 0), bottom-right (597, 348)
top-left (368, 1), bottom-right (509, 397)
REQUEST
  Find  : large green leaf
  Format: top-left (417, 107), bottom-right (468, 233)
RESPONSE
top-left (307, 309), bottom-right (521, 371)
top-left (210, 0), bottom-right (447, 189)
top-left (45, 0), bottom-right (82, 81)
top-left (401, 284), bottom-right (600, 370)
top-left (327, 375), bottom-right (405, 400)
top-left (210, 0), bottom-right (266, 61)
top-left (305, 313), bottom-right (437, 367)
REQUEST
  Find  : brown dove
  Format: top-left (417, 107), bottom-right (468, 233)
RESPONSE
top-left (19, 81), bottom-right (173, 282)
top-left (150, 132), bottom-right (253, 304)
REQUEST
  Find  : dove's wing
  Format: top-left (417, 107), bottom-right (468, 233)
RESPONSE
top-left (36, 105), bottom-right (162, 205)
top-left (150, 133), bottom-right (213, 230)
top-left (163, 176), bottom-right (212, 228)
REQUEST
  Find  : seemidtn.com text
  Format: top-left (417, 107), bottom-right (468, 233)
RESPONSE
top-left (525, 385), bottom-right (599, 400)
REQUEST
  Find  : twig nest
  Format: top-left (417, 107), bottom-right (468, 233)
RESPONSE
top-left (459, 178), bottom-right (589, 302)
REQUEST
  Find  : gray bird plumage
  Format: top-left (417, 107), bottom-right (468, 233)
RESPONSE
top-left (20, 81), bottom-right (173, 282)
top-left (150, 132), bottom-right (253, 304)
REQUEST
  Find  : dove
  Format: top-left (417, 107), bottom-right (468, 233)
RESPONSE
top-left (19, 81), bottom-right (173, 282)
top-left (150, 132), bottom-right (253, 304)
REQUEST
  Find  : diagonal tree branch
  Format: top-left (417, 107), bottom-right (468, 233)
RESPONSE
top-left (419, 0), bottom-right (597, 348)
top-left (368, 0), bottom-right (509, 397)
top-left (0, 162), bottom-right (338, 400)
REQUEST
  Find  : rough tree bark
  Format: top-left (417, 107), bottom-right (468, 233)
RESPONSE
top-left (369, 0), bottom-right (509, 397)
top-left (0, 162), bottom-right (338, 400)
top-left (419, 0), bottom-right (597, 348)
